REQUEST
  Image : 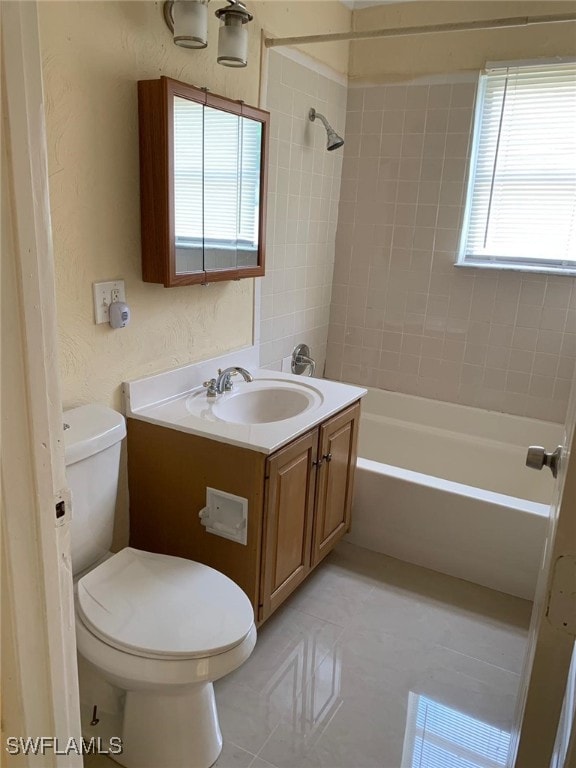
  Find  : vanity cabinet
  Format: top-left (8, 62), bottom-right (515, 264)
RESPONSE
top-left (259, 404), bottom-right (359, 620)
top-left (313, 405), bottom-right (359, 564)
top-left (127, 401), bottom-right (360, 624)
top-left (260, 431), bottom-right (318, 619)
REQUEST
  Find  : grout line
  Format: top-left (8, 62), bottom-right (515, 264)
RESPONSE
top-left (252, 722), bottom-right (282, 764)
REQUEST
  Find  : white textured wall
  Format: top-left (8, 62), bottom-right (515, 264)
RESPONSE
top-left (350, 1), bottom-right (576, 82)
top-left (37, 1), bottom-right (351, 549)
top-left (261, 50), bottom-right (347, 374)
top-left (259, 0), bottom-right (351, 76)
top-left (38, 1), bottom-right (351, 412)
top-left (39, 1), bottom-right (257, 411)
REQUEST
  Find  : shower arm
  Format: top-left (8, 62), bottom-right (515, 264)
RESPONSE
top-left (310, 109), bottom-right (330, 132)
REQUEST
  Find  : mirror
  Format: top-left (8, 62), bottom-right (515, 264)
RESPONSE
top-left (138, 77), bottom-right (268, 287)
top-left (173, 102), bottom-right (262, 275)
top-left (173, 97), bottom-right (204, 274)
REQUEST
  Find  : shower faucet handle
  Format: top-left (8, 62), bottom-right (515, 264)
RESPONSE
top-left (291, 344), bottom-right (316, 376)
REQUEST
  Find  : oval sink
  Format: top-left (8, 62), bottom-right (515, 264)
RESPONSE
top-left (213, 386), bottom-right (313, 425)
top-left (185, 376), bottom-right (324, 425)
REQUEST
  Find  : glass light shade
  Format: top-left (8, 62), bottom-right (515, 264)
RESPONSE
top-left (173, 1), bottom-right (208, 49)
top-left (217, 16), bottom-right (248, 67)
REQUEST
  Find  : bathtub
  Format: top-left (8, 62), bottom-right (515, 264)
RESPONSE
top-left (348, 388), bottom-right (562, 600)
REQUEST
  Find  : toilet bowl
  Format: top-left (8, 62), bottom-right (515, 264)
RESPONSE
top-left (64, 406), bottom-right (256, 768)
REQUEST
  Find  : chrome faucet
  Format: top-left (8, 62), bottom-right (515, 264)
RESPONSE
top-left (203, 366), bottom-right (253, 397)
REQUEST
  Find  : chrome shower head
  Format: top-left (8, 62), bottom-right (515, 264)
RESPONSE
top-left (309, 108), bottom-right (344, 152)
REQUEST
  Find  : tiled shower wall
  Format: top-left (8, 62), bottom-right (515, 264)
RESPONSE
top-left (325, 76), bottom-right (576, 422)
top-left (260, 51), bottom-right (347, 373)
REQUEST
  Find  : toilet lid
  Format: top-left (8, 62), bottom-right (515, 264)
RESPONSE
top-left (77, 548), bottom-right (254, 659)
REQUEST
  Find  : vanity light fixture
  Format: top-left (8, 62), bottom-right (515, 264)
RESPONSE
top-left (164, 0), bottom-right (208, 49)
top-left (163, 0), bottom-right (253, 67)
top-left (215, 0), bottom-right (253, 68)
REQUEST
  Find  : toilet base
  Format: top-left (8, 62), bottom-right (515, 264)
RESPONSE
top-left (116, 683), bottom-right (222, 768)
top-left (76, 616), bottom-right (257, 768)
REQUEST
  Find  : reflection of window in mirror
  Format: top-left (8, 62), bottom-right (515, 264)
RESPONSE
top-left (174, 97), bottom-right (203, 274)
top-left (238, 117), bottom-right (262, 269)
top-left (203, 107), bottom-right (239, 272)
top-left (173, 101), bottom-right (263, 275)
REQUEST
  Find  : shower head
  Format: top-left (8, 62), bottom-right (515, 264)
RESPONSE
top-left (309, 108), bottom-right (344, 152)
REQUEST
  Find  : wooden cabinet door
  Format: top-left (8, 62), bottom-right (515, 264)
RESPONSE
top-left (312, 402), bottom-right (360, 567)
top-left (259, 430), bottom-right (318, 622)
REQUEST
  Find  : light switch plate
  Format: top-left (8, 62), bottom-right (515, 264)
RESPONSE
top-left (93, 280), bottom-right (126, 324)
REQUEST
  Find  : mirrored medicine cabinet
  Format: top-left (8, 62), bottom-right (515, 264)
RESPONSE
top-left (138, 76), bottom-right (269, 286)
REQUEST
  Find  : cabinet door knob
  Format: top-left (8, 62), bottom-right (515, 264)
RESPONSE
top-left (323, 453), bottom-right (332, 463)
top-left (312, 458), bottom-right (323, 468)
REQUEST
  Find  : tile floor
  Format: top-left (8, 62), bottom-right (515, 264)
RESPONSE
top-left (86, 542), bottom-right (532, 768)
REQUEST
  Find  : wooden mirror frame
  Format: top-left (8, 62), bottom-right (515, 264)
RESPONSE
top-left (138, 76), bottom-right (269, 287)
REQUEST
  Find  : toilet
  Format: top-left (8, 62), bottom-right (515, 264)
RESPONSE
top-left (64, 404), bottom-right (256, 768)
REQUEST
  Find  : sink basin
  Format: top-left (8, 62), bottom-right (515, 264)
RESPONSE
top-left (186, 378), bottom-right (323, 425)
top-left (214, 387), bottom-right (312, 424)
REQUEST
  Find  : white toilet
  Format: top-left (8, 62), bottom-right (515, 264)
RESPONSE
top-left (64, 404), bottom-right (256, 768)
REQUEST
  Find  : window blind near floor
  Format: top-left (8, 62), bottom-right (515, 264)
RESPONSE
top-left (412, 695), bottom-right (510, 768)
top-left (173, 98), bottom-right (261, 249)
top-left (461, 62), bottom-right (576, 269)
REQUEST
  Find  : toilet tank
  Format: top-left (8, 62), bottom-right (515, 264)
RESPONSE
top-left (63, 405), bottom-right (127, 575)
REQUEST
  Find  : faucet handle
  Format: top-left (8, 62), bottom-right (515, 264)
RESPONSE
top-left (203, 378), bottom-right (218, 398)
top-left (217, 368), bottom-right (237, 391)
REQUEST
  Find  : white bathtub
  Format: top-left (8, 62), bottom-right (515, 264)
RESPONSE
top-left (348, 388), bottom-right (562, 600)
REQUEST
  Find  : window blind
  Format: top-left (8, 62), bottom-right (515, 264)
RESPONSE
top-left (173, 97), bottom-right (261, 249)
top-left (411, 694), bottom-right (511, 768)
top-left (174, 98), bottom-right (203, 243)
top-left (459, 61), bottom-right (576, 271)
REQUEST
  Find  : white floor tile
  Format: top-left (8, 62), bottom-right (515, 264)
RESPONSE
top-left (230, 543), bottom-right (531, 768)
top-left (86, 541), bottom-right (532, 768)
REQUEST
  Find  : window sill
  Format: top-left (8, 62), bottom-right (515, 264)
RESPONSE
top-left (454, 261), bottom-right (576, 277)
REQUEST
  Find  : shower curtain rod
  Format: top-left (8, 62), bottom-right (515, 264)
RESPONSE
top-left (264, 13), bottom-right (576, 49)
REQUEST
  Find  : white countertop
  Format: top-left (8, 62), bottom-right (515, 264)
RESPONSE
top-left (124, 356), bottom-right (366, 454)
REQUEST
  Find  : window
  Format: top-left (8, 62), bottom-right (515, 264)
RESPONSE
top-left (458, 61), bottom-right (576, 274)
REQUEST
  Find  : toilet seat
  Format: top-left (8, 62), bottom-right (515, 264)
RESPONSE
top-left (77, 547), bottom-right (254, 660)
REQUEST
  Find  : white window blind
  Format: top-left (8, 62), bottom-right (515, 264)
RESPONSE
top-left (406, 694), bottom-right (511, 768)
top-left (203, 108), bottom-right (241, 246)
top-left (173, 97), bottom-right (261, 250)
top-left (459, 61), bottom-right (576, 273)
top-left (174, 97), bottom-right (203, 244)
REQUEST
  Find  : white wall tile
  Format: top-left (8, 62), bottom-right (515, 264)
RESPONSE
top-left (262, 50), bottom-right (346, 374)
top-left (326, 76), bottom-right (576, 422)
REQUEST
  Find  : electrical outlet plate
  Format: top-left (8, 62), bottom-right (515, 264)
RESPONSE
top-left (93, 280), bottom-right (126, 324)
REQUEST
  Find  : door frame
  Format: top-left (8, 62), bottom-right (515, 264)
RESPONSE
top-left (2, 2), bottom-right (82, 764)
top-left (2, 3), bottom-right (575, 765)
top-left (510, 378), bottom-right (576, 766)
